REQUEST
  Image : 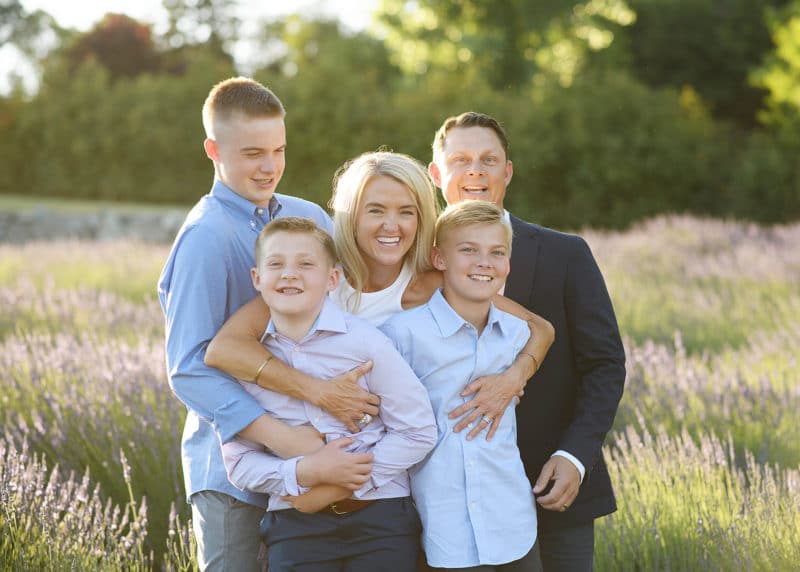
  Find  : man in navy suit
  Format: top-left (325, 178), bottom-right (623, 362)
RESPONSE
top-left (428, 112), bottom-right (626, 571)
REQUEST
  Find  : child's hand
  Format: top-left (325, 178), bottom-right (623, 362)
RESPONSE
top-left (282, 484), bottom-right (352, 514)
top-left (295, 437), bottom-right (373, 489)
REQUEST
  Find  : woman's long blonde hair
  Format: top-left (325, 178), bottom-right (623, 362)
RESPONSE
top-left (329, 151), bottom-right (438, 311)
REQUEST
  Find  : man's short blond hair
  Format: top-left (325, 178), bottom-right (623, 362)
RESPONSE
top-left (202, 77), bottom-right (285, 138)
top-left (435, 200), bottom-right (512, 252)
top-left (254, 217), bottom-right (337, 268)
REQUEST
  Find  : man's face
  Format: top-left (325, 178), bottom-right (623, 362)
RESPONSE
top-left (204, 115), bottom-right (286, 206)
top-left (429, 126), bottom-right (513, 209)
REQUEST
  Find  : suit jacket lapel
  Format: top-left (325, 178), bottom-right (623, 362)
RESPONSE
top-left (506, 215), bottom-right (539, 307)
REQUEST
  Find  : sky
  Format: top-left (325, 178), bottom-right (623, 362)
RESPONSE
top-left (1, 0), bottom-right (378, 93)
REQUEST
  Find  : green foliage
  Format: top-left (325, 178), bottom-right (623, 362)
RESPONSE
top-left (506, 71), bottom-right (733, 228)
top-left (4, 49), bottom-right (233, 206)
top-left (4, 3), bottom-right (800, 228)
top-left (622, 0), bottom-right (788, 126)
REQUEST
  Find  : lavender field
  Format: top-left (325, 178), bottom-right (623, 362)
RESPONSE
top-left (1, 216), bottom-right (798, 571)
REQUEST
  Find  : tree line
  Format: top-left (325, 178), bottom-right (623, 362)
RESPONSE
top-left (1, 0), bottom-right (799, 229)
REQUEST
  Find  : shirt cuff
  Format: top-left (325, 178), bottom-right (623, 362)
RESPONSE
top-left (552, 450), bottom-right (585, 483)
top-left (280, 457), bottom-right (310, 497)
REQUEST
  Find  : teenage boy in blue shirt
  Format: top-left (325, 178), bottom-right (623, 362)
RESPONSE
top-left (158, 77), bottom-right (378, 571)
top-left (381, 200), bottom-right (543, 571)
top-left (221, 216), bottom-right (436, 571)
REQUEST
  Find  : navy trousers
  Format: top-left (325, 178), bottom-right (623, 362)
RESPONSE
top-left (260, 497), bottom-right (421, 572)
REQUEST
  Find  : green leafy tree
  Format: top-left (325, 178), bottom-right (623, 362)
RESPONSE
top-left (376, 0), bottom-right (635, 89)
top-left (752, 2), bottom-right (800, 129)
top-left (623, 0), bottom-right (790, 126)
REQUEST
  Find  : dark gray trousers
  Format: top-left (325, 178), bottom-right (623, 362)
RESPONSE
top-left (260, 497), bottom-right (421, 572)
top-left (538, 521), bottom-right (595, 572)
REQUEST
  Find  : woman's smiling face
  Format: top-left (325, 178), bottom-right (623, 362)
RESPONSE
top-left (354, 175), bottom-right (419, 276)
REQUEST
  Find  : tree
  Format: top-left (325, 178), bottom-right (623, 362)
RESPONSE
top-left (751, 2), bottom-right (800, 129)
top-left (162, 0), bottom-right (238, 56)
top-left (375, 0), bottom-right (634, 89)
top-left (65, 14), bottom-right (161, 79)
top-left (623, 0), bottom-right (790, 126)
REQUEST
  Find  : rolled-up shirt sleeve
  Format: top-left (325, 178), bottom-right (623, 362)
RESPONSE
top-left (221, 438), bottom-right (308, 496)
top-left (159, 224), bottom-right (267, 443)
top-left (352, 335), bottom-right (437, 498)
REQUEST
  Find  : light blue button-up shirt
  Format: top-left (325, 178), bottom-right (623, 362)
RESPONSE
top-left (222, 298), bottom-right (437, 511)
top-left (158, 180), bottom-right (333, 507)
top-left (381, 289), bottom-right (538, 568)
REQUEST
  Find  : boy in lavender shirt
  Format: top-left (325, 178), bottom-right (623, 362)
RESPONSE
top-left (221, 217), bottom-right (436, 572)
top-left (381, 201), bottom-right (543, 571)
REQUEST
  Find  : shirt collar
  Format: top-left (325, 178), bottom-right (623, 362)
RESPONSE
top-left (265, 297), bottom-right (348, 340)
top-left (210, 180), bottom-right (283, 220)
top-left (427, 289), bottom-right (505, 338)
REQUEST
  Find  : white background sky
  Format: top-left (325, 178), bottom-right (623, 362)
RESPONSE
top-left (1, 0), bottom-right (378, 93)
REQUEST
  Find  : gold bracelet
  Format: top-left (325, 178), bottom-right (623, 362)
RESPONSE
top-left (253, 355), bottom-right (273, 384)
top-left (520, 352), bottom-right (540, 374)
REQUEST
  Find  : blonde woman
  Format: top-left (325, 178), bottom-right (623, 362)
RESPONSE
top-left (205, 151), bottom-right (554, 490)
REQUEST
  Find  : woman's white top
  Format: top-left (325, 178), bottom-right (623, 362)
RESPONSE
top-left (330, 262), bottom-right (414, 326)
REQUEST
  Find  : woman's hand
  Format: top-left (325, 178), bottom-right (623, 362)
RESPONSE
top-left (448, 361), bottom-right (526, 441)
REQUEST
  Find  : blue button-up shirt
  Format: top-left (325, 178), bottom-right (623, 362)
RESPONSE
top-left (158, 180), bottom-right (333, 507)
top-left (381, 289), bottom-right (538, 568)
top-left (221, 298), bottom-right (437, 511)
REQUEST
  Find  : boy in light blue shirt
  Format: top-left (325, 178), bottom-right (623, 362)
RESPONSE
top-left (381, 201), bottom-right (543, 571)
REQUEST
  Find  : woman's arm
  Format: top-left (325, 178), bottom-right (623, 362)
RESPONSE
top-left (205, 295), bottom-right (380, 432)
top-left (449, 294), bottom-right (555, 441)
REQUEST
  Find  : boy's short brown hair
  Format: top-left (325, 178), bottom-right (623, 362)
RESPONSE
top-left (435, 200), bottom-right (512, 252)
top-left (202, 77), bottom-right (285, 138)
top-left (255, 217), bottom-right (337, 268)
top-left (432, 112), bottom-right (510, 162)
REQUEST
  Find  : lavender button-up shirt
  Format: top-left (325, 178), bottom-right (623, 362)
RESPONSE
top-left (222, 298), bottom-right (437, 511)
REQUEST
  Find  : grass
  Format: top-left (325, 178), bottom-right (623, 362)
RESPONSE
top-left (1, 214), bottom-right (798, 570)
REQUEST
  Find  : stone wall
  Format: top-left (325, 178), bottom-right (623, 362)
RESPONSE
top-left (0, 207), bottom-right (189, 244)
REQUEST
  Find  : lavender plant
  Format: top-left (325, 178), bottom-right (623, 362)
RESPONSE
top-left (617, 324), bottom-right (800, 467)
top-left (587, 215), bottom-right (800, 352)
top-left (596, 425), bottom-right (800, 571)
top-left (2, 218), bottom-right (799, 569)
top-left (0, 328), bottom-right (186, 564)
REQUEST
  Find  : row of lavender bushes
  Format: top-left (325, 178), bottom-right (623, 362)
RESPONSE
top-left (1, 215), bottom-right (798, 570)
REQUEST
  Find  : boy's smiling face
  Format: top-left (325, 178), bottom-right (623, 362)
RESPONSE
top-left (205, 115), bottom-right (286, 206)
top-left (432, 222), bottom-right (511, 308)
top-left (252, 231), bottom-right (338, 329)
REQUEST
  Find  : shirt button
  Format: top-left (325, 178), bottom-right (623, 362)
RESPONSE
top-left (294, 346), bottom-right (302, 352)
top-left (256, 208), bottom-right (264, 216)
top-left (249, 220), bottom-right (257, 229)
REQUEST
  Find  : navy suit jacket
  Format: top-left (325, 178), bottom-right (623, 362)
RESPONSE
top-left (505, 214), bottom-right (626, 530)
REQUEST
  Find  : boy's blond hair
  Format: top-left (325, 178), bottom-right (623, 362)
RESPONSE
top-left (202, 77), bottom-right (285, 139)
top-left (329, 151), bottom-right (439, 311)
top-left (254, 217), bottom-right (337, 268)
top-left (435, 200), bottom-right (513, 251)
